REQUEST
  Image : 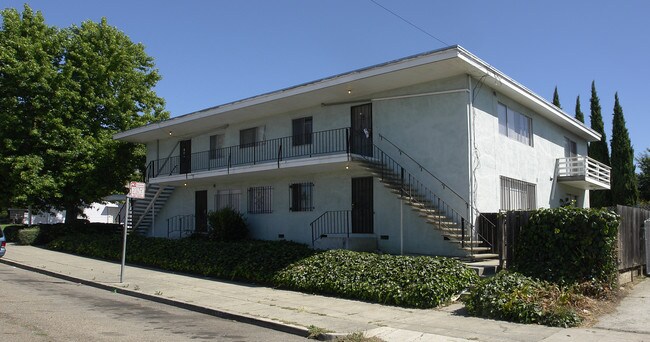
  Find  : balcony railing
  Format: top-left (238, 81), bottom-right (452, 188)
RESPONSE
top-left (147, 127), bottom-right (350, 180)
top-left (556, 156), bottom-right (611, 190)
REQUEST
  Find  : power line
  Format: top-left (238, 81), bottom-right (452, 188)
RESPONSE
top-left (368, 0), bottom-right (448, 47)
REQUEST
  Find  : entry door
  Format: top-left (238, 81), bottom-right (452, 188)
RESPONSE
top-left (351, 177), bottom-right (373, 233)
top-left (195, 190), bottom-right (208, 233)
top-left (350, 104), bottom-right (373, 156)
top-left (179, 140), bottom-right (192, 174)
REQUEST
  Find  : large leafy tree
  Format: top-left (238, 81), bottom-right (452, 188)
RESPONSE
top-left (610, 93), bottom-right (638, 205)
top-left (574, 95), bottom-right (584, 123)
top-left (0, 5), bottom-right (168, 221)
top-left (637, 149), bottom-right (650, 202)
top-left (588, 81), bottom-right (611, 207)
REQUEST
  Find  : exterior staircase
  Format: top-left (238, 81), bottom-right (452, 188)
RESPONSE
top-left (118, 184), bottom-right (175, 235)
top-left (354, 141), bottom-right (498, 261)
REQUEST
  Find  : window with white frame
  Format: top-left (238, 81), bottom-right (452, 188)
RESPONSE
top-left (209, 134), bottom-right (225, 160)
top-left (289, 182), bottom-right (314, 211)
top-left (292, 117), bottom-right (313, 146)
top-left (215, 189), bottom-right (241, 212)
top-left (248, 186), bottom-right (272, 214)
top-left (500, 176), bottom-right (536, 210)
top-left (498, 103), bottom-right (533, 146)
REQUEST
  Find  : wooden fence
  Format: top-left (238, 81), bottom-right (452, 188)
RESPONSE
top-left (482, 206), bottom-right (650, 271)
top-left (617, 205), bottom-right (650, 271)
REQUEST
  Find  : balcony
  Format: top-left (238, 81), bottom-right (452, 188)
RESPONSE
top-left (556, 156), bottom-right (611, 190)
top-left (146, 128), bottom-right (350, 182)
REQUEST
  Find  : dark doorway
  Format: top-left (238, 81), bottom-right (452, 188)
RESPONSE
top-left (351, 177), bottom-right (373, 233)
top-left (195, 190), bottom-right (208, 233)
top-left (180, 139), bottom-right (192, 174)
top-left (350, 103), bottom-right (373, 156)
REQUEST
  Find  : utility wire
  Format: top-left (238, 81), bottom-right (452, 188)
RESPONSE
top-left (369, 0), bottom-right (448, 47)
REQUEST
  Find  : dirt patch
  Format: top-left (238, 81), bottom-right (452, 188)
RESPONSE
top-left (578, 276), bottom-right (645, 327)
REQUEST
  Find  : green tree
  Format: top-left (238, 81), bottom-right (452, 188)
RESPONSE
top-left (637, 149), bottom-right (650, 202)
top-left (552, 86), bottom-right (562, 109)
top-left (574, 95), bottom-right (584, 123)
top-left (610, 93), bottom-right (638, 205)
top-left (0, 5), bottom-right (168, 221)
top-left (588, 81), bottom-right (611, 207)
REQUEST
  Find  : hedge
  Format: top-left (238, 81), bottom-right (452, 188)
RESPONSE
top-left (47, 234), bottom-right (477, 308)
top-left (512, 206), bottom-right (619, 289)
top-left (274, 250), bottom-right (478, 308)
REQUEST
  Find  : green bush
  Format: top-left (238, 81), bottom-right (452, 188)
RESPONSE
top-left (35, 222), bottom-right (120, 244)
top-left (513, 207), bottom-right (619, 290)
top-left (47, 234), bottom-right (477, 308)
top-left (17, 227), bottom-right (40, 245)
top-left (3, 224), bottom-right (27, 242)
top-left (463, 272), bottom-right (582, 327)
top-left (274, 250), bottom-right (478, 308)
top-left (207, 208), bottom-right (248, 241)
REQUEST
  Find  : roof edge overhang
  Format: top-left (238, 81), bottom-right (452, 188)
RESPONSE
top-left (114, 45), bottom-right (601, 143)
top-left (455, 47), bottom-right (600, 142)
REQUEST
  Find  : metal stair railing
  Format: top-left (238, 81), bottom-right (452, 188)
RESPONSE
top-left (374, 134), bottom-right (498, 253)
top-left (167, 214), bottom-right (195, 238)
top-left (356, 142), bottom-right (495, 255)
top-left (310, 210), bottom-right (352, 246)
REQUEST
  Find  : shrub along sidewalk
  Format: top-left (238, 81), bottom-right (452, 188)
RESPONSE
top-left (45, 232), bottom-right (477, 309)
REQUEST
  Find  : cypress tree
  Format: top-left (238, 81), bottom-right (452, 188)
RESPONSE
top-left (574, 96), bottom-right (584, 123)
top-left (552, 86), bottom-right (562, 109)
top-left (610, 93), bottom-right (639, 205)
top-left (588, 81), bottom-right (611, 207)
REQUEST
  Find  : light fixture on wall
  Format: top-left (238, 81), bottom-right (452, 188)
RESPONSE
top-left (183, 182), bottom-right (187, 187)
top-left (168, 131), bottom-right (172, 136)
top-left (347, 89), bottom-right (352, 95)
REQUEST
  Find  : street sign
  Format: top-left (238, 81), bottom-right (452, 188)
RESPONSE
top-left (128, 181), bottom-right (146, 199)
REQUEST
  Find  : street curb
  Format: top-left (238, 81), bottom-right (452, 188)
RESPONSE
top-left (0, 258), bottom-right (311, 339)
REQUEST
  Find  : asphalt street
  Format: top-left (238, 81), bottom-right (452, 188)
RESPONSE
top-left (0, 263), bottom-right (306, 341)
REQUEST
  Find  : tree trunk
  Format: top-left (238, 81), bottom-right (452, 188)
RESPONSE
top-left (64, 205), bottom-right (82, 223)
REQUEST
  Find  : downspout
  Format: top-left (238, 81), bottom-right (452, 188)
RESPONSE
top-left (467, 75), bottom-right (475, 228)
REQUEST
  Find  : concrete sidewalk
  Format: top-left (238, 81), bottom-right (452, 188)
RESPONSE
top-left (1, 245), bottom-right (648, 342)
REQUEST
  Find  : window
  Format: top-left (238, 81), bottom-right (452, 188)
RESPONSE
top-left (248, 186), bottom-right (272, 214)
top-left (240, 127), bottom-right (259, 147)
top-left (564, 137), bottom-right (577, 157)
top-left (498, 103), bottom-right (533, 146)
top-left (500, 176), bottom-right (536, 210)
top-left (209, 134), bottom-right (225, 159)
top-left (215, 189), bottom-right (241, 212)
top-left (289, 182), bottom-right (314, 211)
top-left (292, 117), bottom-right (313, 146)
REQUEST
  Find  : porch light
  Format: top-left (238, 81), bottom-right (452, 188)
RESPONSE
top-left (168, 131), bottom-right (172, 136)
top-left (183, 183), bottom-right (187, 187)
top-left (347, 89), bottom-right (352, 95)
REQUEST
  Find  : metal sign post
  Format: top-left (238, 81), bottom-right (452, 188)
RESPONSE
top-left (120, 196), bottom-right (129, 283)
top-left (121, 181), bottom-right (146, 283)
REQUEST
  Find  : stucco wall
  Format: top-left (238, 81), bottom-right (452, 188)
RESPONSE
top-left (471, 80), bottom-right (590, 212)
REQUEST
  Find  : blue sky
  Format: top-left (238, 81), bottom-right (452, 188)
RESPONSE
top-left (3, 0), bottom-right (649, 160)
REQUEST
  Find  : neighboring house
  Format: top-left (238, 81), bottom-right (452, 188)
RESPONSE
top-left (10, 202), bottom-right (120, 225)
top-left (114, 45), bottom-right (610, 260)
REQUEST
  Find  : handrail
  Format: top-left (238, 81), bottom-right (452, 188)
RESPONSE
top-left (376, 134), bottom-right (499, 238)
top-left (310, 210), bottom-right (352, 246)
top-left (148, 127), bottom-right (350, 179)
top-left (378, 133), bottom-right (468, 204)
top-left (167, 214), bottom-right (195, 238)
top-left (355, 142), bottom-right (496, 254)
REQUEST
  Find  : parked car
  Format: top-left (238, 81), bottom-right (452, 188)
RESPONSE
top-left (0, 228), bottom-right (6, 257)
